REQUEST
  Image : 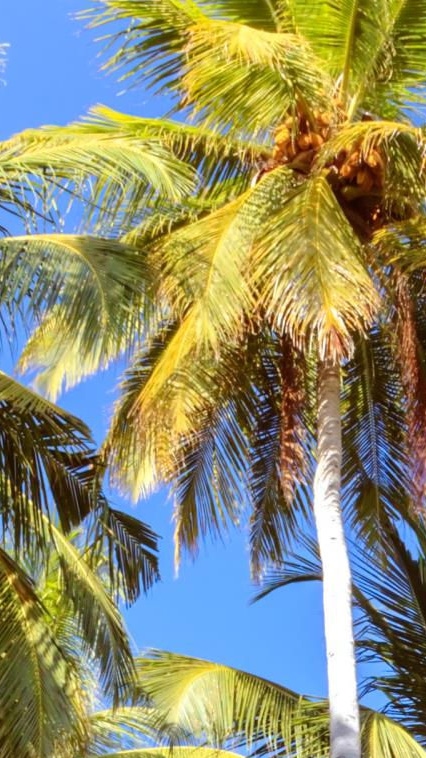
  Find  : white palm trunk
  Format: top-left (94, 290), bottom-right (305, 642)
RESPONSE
top-left (313, 361), bottom-right (360, 758)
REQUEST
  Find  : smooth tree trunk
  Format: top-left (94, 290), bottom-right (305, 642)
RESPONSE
top-left (313, 360), bottom-right (360, 758)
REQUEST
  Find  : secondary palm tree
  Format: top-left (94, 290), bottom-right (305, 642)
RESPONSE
top-left (129, 517), bottom-right (426, 757)
top-left (5, 2), bottom-right (426, 757)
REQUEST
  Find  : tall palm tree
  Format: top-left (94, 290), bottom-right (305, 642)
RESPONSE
top-left (5, 3), bottom-right (426, 756)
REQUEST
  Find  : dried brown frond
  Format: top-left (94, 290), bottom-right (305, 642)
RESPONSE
top-left (394, 272), bottom-right (426, 505)
top-left (278, 334), bottom-right (306, 502)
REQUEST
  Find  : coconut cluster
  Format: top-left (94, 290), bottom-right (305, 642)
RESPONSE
top-left (273, 110), bottom-right (332, 169)
top-left (272, 107), bottom-right (386, 198)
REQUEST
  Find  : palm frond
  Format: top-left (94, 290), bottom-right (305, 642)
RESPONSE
top-left (96, 506), bottom-right (160, 606)
top-left (82, 1), bottom-right (330, 136)
top-left (0, 547), bottom-right (87, 758)
top-left (361, 711), bottom-right (426, 757)
top-left (354, 519), bottom-right (426, 742)
top-left (47, 520), bottom-right (135, 706)
top-left (135, 650), bottom-right (309, 751)
top-left (0, 372), bottom-right (102, 547)
top-left (341, 331), bottom-right (409, 549)
top-left (1, 121), bottom-right (195, 229)
top-left (76, 106), bottom-right (266, 191)
top-left (6, 233), bottom-right (150, 399)
top-left (251, 171), bottom-right (378, 359)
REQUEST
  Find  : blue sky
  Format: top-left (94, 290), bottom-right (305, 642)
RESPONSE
top-left (2, 1), bottom-right (335, 699)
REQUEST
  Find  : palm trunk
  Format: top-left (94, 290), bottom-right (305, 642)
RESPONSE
top-left (313, 360), bottom-right (360, 758)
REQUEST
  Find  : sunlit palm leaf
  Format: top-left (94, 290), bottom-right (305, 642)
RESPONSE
top-left (250, 172), bottom-right (378, 359)
top-left (82, 1), bottom-right (330, 135)
top-left (135, 650), bottom-right (425, 758)
top-left (135, 650), bottom-right (310, 751)
top-left (0, 233), bottom-right (151, 399)
top-left (46, 520), bottom-right (135, 706)
top-left (1, 122), bottom-right (195, 228)
top-left (0, 547), bottom-right (87, 758)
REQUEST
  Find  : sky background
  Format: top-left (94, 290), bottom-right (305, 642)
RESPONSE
top-left (1, 0), bottom-right (374, 703)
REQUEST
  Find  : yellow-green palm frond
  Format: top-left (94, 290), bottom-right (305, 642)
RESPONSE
top-left (78, 106), bottom-right (266, 188)
top-left (374, 218), bottom-right (426, 273)
top-left (134, 650), bottom-right (426, 758)
top-left (82, 1), bottom-right (331, 136)
top-left (92, 750), bottom-right (244, 758)
top-left (106, 326), bottom-right (310, 575)
top-left (46, 521), bottom-right (136, 706)
top-left (135, 650), bottom-right (314, 752)
top-left (0, 547), bottom-right (88, 758)
top-left (0, 234), bottom-right (151, 400)
top-left (250, 171), bottom-right (378, 360)
top-left (86, 706), bottom-right (185, 755)
top-left (361, 712), bottom-right (426, 758)
top-left (1, 120), bottom-right (195, 229)
top-left (268, 0), bottom-right (426, 118)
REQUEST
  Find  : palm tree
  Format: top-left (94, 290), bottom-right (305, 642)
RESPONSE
top-left (128, 519), bottom-right (426, 758)
top-left (255, 515), bottom-right (426, 747)
top-left (130, 648), bottom-right (426, 758)
top-left (5, 3), bottom-right (426, 756)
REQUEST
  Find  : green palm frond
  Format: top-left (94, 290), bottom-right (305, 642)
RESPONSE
top-left (82, 1), bottom-right (330, 135)
top-left (106, 325), bottom-right (311, 571)
top-left (1, 121), bottom-right (195, 228)
top-left (96, 506), bottom-right (160, 606)
top-left (0, 372), bottom-right (102, 545)
top-left (134, 650), bottom-right (426, 758)
top-left (77, 106), bottom-right (266, 189)
top-left (0, 233), bottom-right (150, 399)
top-left (135, 650), bottom-right (311, 751)
top-left (361, 711), bottom-right (426, 757)
top-left (92, 750), bottom-right (244, 758)
top-left (0, 547), bottom-right (87, 758)
top-left (250, 172), bottom-right (378, 359)
top-left (46, 521), bottom-right (135, 706)
top-left (86, 706), bottom-right (183, 755)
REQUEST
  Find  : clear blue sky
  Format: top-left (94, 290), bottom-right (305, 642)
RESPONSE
top-left (1, 1), bottom-right (362, 702)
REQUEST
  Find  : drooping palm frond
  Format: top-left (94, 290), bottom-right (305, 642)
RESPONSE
top-left (341, 330), bottom-right (409, 549)
top-left (45, 521), bottom-right (136, 706)
top-left (86, 706), bottom-right (185, 755)
top-left (7, 233), bottom-right (150, 399)
top-left (0, 547), bottom-right (88, 758)
top-left (0, 372), bottom-right (102, 547)
top-left (354, 519), bottom-right (426, 744)
top-left (0, 120), bottom-right (195, 230)
top-left (95, 505), bottom-right (160, 606)
top-left (250, 172), bottom-right (378, 360)
top-left (74, 106), bottom-right (266, 191)
top-left (134, 650), bottom-right (426, 758)
top-left (252, 517), bottom-right (426, 747)
top-left (135, 650), bottom-right (313, 752)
